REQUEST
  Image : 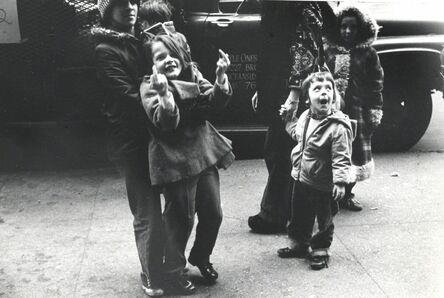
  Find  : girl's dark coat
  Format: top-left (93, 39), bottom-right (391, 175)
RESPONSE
top-left (324, 5), bottom-right (384, 180)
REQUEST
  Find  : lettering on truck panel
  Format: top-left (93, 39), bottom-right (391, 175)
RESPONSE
top-left (228, 53), bottom-right (258, 91)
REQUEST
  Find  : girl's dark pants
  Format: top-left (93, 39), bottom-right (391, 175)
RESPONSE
top-left (288, 181), bottom-right (339, 249)
top-left (119, 152), bottom-right (164, 283)
top-left (163, 166), bottom-right (223, 275)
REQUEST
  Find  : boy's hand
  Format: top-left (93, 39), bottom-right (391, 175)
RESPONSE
top-left (216, 49), bottom-right (230, 84)
top-left (150, 65), bottom-right (168, 97)
top-left (332, 184), bottom-right (345, 201)
top-left (279, 104), bottom-right (290, 117)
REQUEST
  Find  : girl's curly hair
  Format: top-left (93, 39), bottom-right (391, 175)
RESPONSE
top-left (333, 5), bottom-right (379, 46)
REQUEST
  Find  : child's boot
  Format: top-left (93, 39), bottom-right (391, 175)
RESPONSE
top-left (309, 248), bottom-right (330, 270)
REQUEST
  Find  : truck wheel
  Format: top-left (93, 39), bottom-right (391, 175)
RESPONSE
top-left (372, 86), bottom-right (432, 152)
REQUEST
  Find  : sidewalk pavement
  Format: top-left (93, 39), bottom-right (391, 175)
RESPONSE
top-left (1, 151), bottom-right (444, 298)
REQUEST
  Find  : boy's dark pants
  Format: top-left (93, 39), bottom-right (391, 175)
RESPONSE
top-left (288, 181), bottom-right (339, 249)
top-left (258, 120), bottom-right (295, 226)
top-left (119, 153), bottom-right (164, 283)
top-left (163, 166), bottom-right (223, 275)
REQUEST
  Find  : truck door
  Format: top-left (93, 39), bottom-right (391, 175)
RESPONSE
top-left (183, 0), bottom-right (262, 129)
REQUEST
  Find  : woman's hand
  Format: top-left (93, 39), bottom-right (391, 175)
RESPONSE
top-left (216, 49), bottom-right (230, 84)
top-left (150, 65), bottom-right (168, 97)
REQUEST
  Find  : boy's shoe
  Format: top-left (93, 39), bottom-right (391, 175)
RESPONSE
top-left (140, 272), bottom-right (164, 297)
top-left (188, 258), bottom-right (218, 282)
top-left (164, 274), bottom-right (196, 295)
top-left (277, 245), bottom-right (309, 258)
top-left (339, 194), bottom-right (363, 211)
top-left (248, 214), bottom-right (286, 234)
top-left (309, 249), bottom-right (330, 270)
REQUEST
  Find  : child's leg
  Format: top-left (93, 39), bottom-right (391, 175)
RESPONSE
top-left (310, 189), bottom-right (338, 250)
top-left (279, 182), bottom-right (315, 258)
top-left (188, 166), bottom-right (223, 266)
top-left (340, 182), bottom-right (362, 211)
top-left (162, 176), bottom-right (199, 276)
top-left (308, 188), bottom-right (337, 270)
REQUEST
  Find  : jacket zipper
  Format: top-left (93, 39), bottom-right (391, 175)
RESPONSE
top-left (297, 112), bottom-right (312, 180)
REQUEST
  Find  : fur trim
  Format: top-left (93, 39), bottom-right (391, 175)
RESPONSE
top-left (365, 108), bottom-right (383, 128)
top-left (326, 4), bottom-right (380, 48)
top-left (90, 27), bottom-right (138, 44)
top-left (97, 0), bottom-right (113, 18)
top-left (349, 159), bottom-right (374, 182)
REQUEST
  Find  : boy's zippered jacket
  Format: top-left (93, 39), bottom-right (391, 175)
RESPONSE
top-left (286, 109), bottom-right (357, 192)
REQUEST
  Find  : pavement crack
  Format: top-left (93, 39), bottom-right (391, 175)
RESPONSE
top-left (72, 179), bottom-right (100, 298)
top-left (335, 234), bottom-right (389, 297)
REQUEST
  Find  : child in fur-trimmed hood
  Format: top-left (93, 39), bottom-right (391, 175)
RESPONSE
top-left (324, 4), bottom-right (384, 211)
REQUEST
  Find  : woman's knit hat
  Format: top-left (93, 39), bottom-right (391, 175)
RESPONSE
top-left (97, 0), bottom-right (114, 19)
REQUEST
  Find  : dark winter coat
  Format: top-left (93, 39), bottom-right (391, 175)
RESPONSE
top-left (140, 66), bottom-right (235, 185)
top-left (324, 6), bottom-right (384, 181)
top-left (91, 27), bottom-right (149, 160)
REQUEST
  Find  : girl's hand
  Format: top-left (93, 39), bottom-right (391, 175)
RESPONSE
top-left (216, 49), bottom-right (230, 84)
top-left (251, 92), bottom-right (258, 111)
top-left (150, 65), bottom-right (168, 97)
top-left (332, 184), bottom-right (345, 201)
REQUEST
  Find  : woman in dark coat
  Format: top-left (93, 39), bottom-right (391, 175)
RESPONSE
top-left (91, 0), bottom-right (163, 296)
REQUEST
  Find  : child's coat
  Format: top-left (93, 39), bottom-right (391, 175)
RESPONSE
top-left (140, 66), bottom-right (234, 185)
top-left (324, 5), bottom-right (384, 182)
top-left (286, 109), bottom-right (356, 192)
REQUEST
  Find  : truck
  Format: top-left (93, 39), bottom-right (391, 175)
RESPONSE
top-left (0, 0), bottom-right (443, 169)
top-left (180, 0), bottom-right (444, 151)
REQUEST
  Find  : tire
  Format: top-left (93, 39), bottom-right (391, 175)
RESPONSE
top-left (372, 85), bottom-right (433, 152)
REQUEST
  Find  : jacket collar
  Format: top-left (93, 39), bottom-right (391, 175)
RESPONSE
top-left (90, 26), bottom-right (139, 44)
top-left (301, 109), bottom-right (357, 139)
top-left (168, 66), bottom-right (199, 101)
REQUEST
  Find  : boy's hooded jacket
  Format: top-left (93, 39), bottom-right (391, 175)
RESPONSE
top-left (91, 27), bottom-right (149, 160)
top-left (140, 65), bottom-right (235, 185)
top-left (286, 109), bottom-right (356, 192)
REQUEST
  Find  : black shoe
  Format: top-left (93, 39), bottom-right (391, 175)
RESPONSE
top-left (277, 246), bottom-right (309, 259)
top-left (189, 260), bottom-right (218, 282)
top-left (339, 194), bottom-right (363, 211)
top-left (165, 274), bottom-right (196, 295)
top-left (140, 272), bottom-right (164, 297)
top-left (248, 214), bottom-right (286, 234)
